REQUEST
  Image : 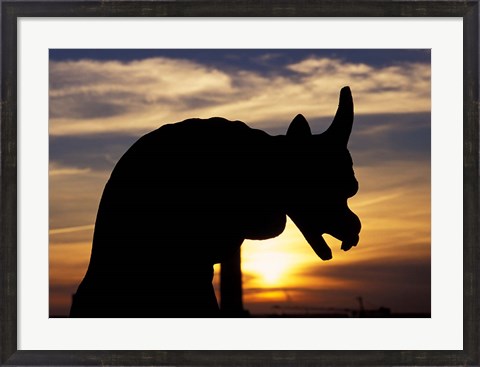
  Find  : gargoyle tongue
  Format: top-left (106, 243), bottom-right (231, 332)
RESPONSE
top-left (309, 235), bottom-right (333, 261)
top-left (288, 212), bottom-right (333, 261)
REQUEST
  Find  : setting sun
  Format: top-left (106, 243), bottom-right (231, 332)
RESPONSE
top-left (243, 252), bottom-right (292, 285)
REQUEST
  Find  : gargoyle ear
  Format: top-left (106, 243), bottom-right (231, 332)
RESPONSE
top-left (287, 114), bottom-right (312, 138)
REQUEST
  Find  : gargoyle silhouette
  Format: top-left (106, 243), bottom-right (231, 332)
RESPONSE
top-left (70, 86), bottom-right (361, 317)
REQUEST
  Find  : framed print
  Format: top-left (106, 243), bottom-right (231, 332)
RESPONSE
top-left (1, 1), bottom-right (479, 366)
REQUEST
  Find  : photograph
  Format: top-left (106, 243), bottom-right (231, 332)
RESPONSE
top-left (2, 1), bottom-right (478, 364)
top-left (49, 49), bottom-right (431, 319)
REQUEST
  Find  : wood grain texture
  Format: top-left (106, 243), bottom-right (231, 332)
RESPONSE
top-left (463, 1), bottom-right (480, 365)
top-left (1, 0), bottom-right (18, 364)
top-left (1, 1), bottom-right (478, 365)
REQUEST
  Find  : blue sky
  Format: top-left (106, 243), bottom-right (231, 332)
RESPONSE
top-left (50, 48), bottom-right (430, 69)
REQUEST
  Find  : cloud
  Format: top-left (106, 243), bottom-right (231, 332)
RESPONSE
top-left (49, 165), bottom-right (91, 176)
top-left (241, 255), bottom-right (431, 314)
top-left (296, 256), bottom-right (430, 285)
top-left (49, 224), bottom-right (94, 235)
top-left (49, 58), bottom-right (233, 131)
top-left (50, 93), bottom-right (131, 120)
top-left (287, 58), bottom-right (429, 92)
top-left (296, 256), bottom-right (431, 313)
top-left (49, 55), bottom-right (430, 136)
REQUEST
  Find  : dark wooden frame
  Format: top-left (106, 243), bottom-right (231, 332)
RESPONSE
top-left (1, 1), bottom-right (478, 366)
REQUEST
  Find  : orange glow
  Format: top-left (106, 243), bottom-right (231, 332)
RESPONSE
top-left (243, 252), bottom-right (294, 285)
top-left (244, 290), bottom-right (288, 302)
top-left (49, 242), bottom-right (91, 284)
top-left (49, 241), bottom-right (91, 316)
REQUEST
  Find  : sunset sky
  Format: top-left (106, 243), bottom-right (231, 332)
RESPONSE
top-left (49, 49), bottom-right (431, 317)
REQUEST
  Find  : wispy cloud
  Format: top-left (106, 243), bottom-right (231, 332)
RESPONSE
top-left (49, 224), bottom-right (94, 235)
top-left (49, 167), bottom-right (91, 176)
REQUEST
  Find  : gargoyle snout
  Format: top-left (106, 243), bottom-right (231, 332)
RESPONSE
top-left (346, 178), bottom-right (359, 198)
